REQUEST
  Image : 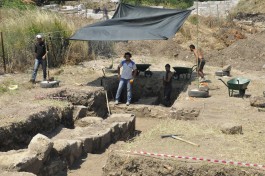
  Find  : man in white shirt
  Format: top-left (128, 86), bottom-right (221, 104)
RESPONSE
top-left (115, 52), bottom-right (137, 106)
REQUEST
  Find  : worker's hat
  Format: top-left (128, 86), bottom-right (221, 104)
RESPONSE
top-left (36, 34), bottom-right (42, 39)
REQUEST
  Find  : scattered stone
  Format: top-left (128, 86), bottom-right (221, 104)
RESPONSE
top-left (221, 123), bottom-right (243, 135)
top-left (222, 64), bottom-right (232, 72)
top-left (28, 134), bottom-right (53, 162)
top-left (262, 64), bottom-right (265, 69)
top-left (75, 116), bottom-right (103, 127)
top-left (250, 96), bottom-right (265, 108)
top-left (199, 85), bottom-right (209, 92)
top-left (258, 108), bottom-right (265, 112)
top-left (73, 105), bottom-right (88, 120)
top-left (170, 108), bottom-right (200, 120)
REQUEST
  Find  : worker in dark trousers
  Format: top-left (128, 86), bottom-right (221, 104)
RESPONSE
top-left (30, 34), bottom-right (48, 83)
top-left (163, 64), bottom-right (173, 107)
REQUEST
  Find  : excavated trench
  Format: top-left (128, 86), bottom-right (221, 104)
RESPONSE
top-left (0, 75), bottom-right (195, 176)
top-left (101, 75), bottom-right (190, 107)
top-left (0, 86), bottom-right (136, 176)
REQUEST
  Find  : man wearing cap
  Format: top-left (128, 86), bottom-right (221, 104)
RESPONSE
top-left (30, 34), bottom-right (48, 83)
top-left (163, 64), bottom-right (173, 106)
top-left (115, 52), bottom-right (137, 106)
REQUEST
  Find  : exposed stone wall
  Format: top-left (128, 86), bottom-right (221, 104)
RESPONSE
top-left (0, 107), bottom-right (62, 152)
top-left (0, 114), bottom-right (136, 176)
top-left (191, 0), bottom-right (240, 17)
top-left (0, 87), bottom-right (108, 152)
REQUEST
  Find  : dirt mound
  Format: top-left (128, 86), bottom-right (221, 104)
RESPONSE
top-left (114, 39), bottom-right (183, 58)
top-left (206, 31), bottom-right (265, 71)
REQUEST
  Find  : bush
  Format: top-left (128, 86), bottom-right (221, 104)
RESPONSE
top-left (0, 9), bottom-right (75, 71)
top-left (1, 0), bottom-right (34, 10)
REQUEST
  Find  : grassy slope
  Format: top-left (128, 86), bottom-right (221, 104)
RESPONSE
top-left (234, 0), bottom-right (265, 13)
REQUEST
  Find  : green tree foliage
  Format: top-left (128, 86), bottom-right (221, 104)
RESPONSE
top-left (0, 0), bottom-right (34, 10)
top-left (121, 0), bottom-right (194, 9)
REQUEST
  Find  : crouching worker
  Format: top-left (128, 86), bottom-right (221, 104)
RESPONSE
top-left (115, 52), bottom-right (137, 106)
top-left (163, 64), bottom-right (173, 107)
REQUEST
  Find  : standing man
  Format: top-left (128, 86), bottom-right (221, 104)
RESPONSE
top-left (189, 44), bottom-right (206, 82)
top-left (30, 34), bottom-right (48, 83)
top-left (115, 52), bottom-right (137, 106)
top-left (163, 64), bottom-right (173, 106)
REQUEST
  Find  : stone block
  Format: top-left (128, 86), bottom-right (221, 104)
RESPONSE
top-left (78, 136), bottom-right (94, 153)
top-left (53, 139), bottom-right (70, 158)
top-left (0, 149), bottom-right (40, 174)
top-left (40, 159), bottom-right (67, 176)
top-left (99, 128), bottom-right (112, 150)
top-left (109, 123), bottom-right (120, 142)
top-left (67, 140), bottom-right (83, 165)
top-left (221, 123), bottom-right (243, 135)
top-left (106, 114), bottom-right (135, 123)
top-left (250, 96), bottom-right (265, 108)
top-left (73, 105), bottom-right (88, 120)
top-left (222, 64), bottom-right (232, 72)
top-left (75, 116), bottom-right (103, 127)
top-left (28, 134), bottom-right (53, 162)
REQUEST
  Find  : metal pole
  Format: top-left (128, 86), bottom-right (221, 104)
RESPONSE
top-left (0, 32), bottom-right (6, 72)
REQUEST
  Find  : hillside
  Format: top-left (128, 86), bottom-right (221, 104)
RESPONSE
top-left (234, 0), bottom-right (265, 13)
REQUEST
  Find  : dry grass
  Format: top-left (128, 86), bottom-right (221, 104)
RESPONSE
top-left (123, 117), bottom-right (265, 165)
top-left (0, 8), bottom-right (96, 72)
top-left (36, 99), bottom-right (69, 108)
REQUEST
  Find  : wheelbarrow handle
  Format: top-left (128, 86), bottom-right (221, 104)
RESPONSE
top-left (191, 65), bottom-right (197, 72)
top-left (218, 78), bottom-right (228, 88)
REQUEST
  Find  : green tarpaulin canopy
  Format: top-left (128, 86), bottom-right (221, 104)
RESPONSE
top-left (70, 3), bottom-right (193, 41)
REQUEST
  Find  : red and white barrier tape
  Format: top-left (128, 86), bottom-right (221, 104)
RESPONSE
top-left (119, 150), bottom-right (265, 170)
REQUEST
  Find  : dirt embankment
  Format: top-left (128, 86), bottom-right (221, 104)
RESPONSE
top-left (103, 153), bottom-right (265, 176)
top-left (206, 31), bottom-right (265, 71)
top-left (114, 30), bottom-right (265, 72)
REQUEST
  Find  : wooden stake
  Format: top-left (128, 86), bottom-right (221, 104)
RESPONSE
top-left (0, 32), bottom-right (6, 72)
top-left (105, 90), bottom-right (111, 116)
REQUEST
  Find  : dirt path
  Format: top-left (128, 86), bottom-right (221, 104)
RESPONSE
top-left (68, 118), bottom-right (162, 176)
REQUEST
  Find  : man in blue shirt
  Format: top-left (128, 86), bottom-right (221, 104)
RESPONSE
top-left (115, 52), bottom-right (137, 106)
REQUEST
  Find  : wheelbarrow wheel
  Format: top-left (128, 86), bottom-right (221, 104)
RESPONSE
top-left (144, 71), bottom-right (152, 77)
top-left (188, 89), bottom-right (209, 98)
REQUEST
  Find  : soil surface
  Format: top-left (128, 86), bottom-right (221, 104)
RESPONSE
top-left (1, 29), bottom-right (265, 175)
